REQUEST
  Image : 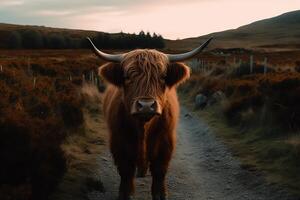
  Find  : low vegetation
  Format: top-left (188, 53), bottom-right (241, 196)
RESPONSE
top-left (0, 50), bottom-right (102, 199)
top-left (180, 57), bottom-right (300, 194)
top-left (50, 84), bottom-right (106, 200)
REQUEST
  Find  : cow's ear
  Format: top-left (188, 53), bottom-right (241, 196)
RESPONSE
top-left (166, 62), bottom-right (190, 87)
top-left (99, 63), bottom-right (124, 87)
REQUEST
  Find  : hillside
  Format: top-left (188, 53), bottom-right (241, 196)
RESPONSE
top-left (0, 23), bottom-right (100, 36)
top-left (166, 10), bottom-right (300, 51)
top-left (0, 23), bottom-right (99, 48)
top-left (1, 10), bottom-right (300, 51)
top-left (0, 23), bottom-right (164, 49)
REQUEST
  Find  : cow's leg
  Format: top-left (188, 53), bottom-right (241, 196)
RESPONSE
top-left (149, 142), bottom-right (174, 200)
top-left (137, 132), bottom-right (148, 177)
top-left (111, 139), bottom-right (137, 200)
top-left (117, 160), bottom-right (136, 200)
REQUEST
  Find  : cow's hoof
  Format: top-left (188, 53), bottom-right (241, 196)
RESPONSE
top-left (117, 196), bottom-right (132, 200)
top-left (152, 194), bottom-right (167, 200)
top-left (117, 195), bottom-right (133, 200)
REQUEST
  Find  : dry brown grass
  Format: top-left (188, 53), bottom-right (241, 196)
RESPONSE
top-left (50, 84), bottom-right (105, 200)
top-left (180, 53), bottom-right (300, 194)
top-left (0, 50), bottom-right (104, 200)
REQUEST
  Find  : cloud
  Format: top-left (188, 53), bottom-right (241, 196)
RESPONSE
top-left (0, 0), bottom-right (24, 6)
top-left (0, 0), bottom-right (300, 39)
top-left (34, 10), bottom-right (74, 17)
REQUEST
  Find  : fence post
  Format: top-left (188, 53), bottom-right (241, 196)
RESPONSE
top-left (239, 59), bottom-right (242, 66)
top-left (82, 74), bottom-right (85, 82)
top-left (91, 71), bottom-right (94, 83)
top-left (33, 77), bottom-right (36, 88)
top-left (27, 58), bottom-right (32, 76)
top-left (92, 71), bottom-right (94, 83)
top-left (52, 79), bottom-right (56, 89)
top-left (263, 57), bottom-right (268, 74)
top-left (0, 65), bottom-right (2, 72)
top-left (250, 55), bottom-right (254, 74)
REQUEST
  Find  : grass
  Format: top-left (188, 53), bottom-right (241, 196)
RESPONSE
top-left (181, 97), bottom-right (300, 195)
top-left (179, 58), bottom-right (300, 195)
top-left (51, 86), bottom-right (106, 200)
top-left (0, 50), bottom-right (104, 199)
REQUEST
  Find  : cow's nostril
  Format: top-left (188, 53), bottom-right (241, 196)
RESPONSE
top-left (137, 101), bottom-right (143, 110)
top-left (150, 101), bottom-right (156, 110)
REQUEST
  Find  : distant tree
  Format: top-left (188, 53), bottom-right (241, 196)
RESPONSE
top-left (80, 37), bottom-right (90, 49)
top-left (8, 31), bottom-right (22, 49)
top-left (102, 33), bottom-right (111, 48)
top-left (156, 35), bottom-right (165, 49)
top-left (2, 28), bottom-right (166, 50)
top-left (95, 33), bottom-right (111, 48)
top-left (21, 30), bottom-right (44, 49)
top-left (152, 32), bottom-right (159, 47)
top-left (128, 33), bottom-right (138, 49)
top-left (95, 33), bottom-right (103, 48)
top-left (118, 31), bottom-right (126, 49)
top-left (138, 31), bottom-right (146, 48)
top-left (64, 36), bottom-right (72, 49)
top-left (69, 38), bottom-right (81, 49)
top-left (145, 32), bottom-right (152, 48)
top-left (43, 35), bottom-right (50, 48)
top-left (48, 34), bottom-right (66, 49)
top-left (79, 31), bottom-right (165, 50)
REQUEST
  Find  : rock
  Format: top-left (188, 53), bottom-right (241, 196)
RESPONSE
top-left (184, 113), bottom-right (192, 118)
top-left (208, 91), bottom-right (226, 105)
top-left (195, 94), bottom-right (207, 109)
top-left (101, 157), bottom-right (108, 161)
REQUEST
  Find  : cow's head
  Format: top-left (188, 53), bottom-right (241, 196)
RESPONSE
top-left (87, 37), bottom-right (212, 122)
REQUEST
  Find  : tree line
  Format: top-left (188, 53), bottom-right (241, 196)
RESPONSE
top-left (6, 30), bottom-right (165, 49)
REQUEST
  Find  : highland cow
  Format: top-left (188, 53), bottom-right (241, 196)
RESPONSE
top-left (87, 37), bottom-right (212, 200)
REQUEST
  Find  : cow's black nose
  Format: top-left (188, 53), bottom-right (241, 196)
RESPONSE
top-left (136, 99), bottom-right (157, 112)
top-left (131, 98), bottom-right (161, 119)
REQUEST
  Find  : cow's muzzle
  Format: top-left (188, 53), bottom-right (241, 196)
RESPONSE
top-left (131, 98), bottom-right (162, 121)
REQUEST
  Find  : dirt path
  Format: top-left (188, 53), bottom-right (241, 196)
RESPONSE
top-left (86, 106), bottom-right (297, 200)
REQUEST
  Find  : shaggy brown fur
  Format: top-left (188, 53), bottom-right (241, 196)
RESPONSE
top-left (100, 49), bottom-right (190, 200)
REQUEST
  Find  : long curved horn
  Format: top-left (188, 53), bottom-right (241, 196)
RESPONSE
top-left (167, 37), bottom-right (213, 62)
top-left (86, 37), bottom-right (123, 62)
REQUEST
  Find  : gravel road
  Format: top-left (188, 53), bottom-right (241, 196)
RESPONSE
top-left (87, 106), bottom-right (298, 200)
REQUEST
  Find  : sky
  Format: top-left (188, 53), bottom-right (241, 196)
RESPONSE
top-left (0, 0), bottom-right (300, 39)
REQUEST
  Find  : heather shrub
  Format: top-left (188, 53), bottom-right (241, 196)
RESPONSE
top-left (294, 61), bottom-right (300, 73)
top-left (209, 65), bottom-right (227, 76)
top-left (229, 62), bottom-right (274, 77)
top-left (31, 63), bottom-right (57, 77)
top-left (183, 65), bottom-right (300, 131)
top-left (59, 93), bottom-right (84, 128)
top-left (0, 55), bottom-right (92, 199)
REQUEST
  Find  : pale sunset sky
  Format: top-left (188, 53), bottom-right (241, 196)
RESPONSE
top-left (0, 0), bottom-right (299, 39)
